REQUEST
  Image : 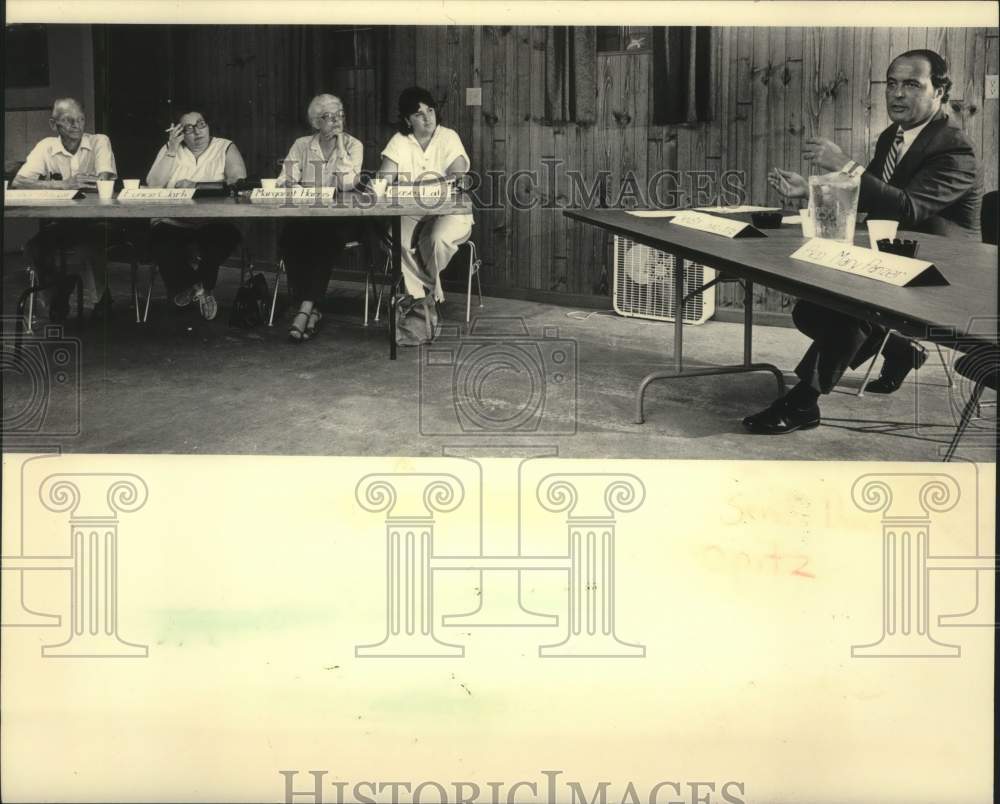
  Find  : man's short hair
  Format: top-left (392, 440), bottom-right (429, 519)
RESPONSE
top-left (51, 97), bottom-right (84, 118)
top-left (891, 49), bottom-right (952, 102)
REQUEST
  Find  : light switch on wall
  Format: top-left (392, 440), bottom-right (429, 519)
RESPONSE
top-left (466, 87), bottom-right (482, 106)
top-left (986, 75), bottom-right (999, 100)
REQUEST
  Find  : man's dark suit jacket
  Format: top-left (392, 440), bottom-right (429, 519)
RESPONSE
top-left (860, 109), bottom-right (982, 240)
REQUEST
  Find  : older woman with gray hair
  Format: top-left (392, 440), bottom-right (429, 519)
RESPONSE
top-left (276, 93), bottom-right (364, 342)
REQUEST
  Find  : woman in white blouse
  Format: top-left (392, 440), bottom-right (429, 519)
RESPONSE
top-left (378, 87), bottom-right (473, 343)
top-left (146, 110), bottom-right (247, 320)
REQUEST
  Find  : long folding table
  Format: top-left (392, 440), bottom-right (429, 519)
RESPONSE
top-left (5, 191), bottom-right (474, 359)
top-left (564, 208), bottom-right (998, 424)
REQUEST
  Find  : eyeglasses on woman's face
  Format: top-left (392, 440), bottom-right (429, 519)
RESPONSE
top-left (317, 110), bottom-right (346, 122)
top-left (181, 120), bottom-right (208, 135)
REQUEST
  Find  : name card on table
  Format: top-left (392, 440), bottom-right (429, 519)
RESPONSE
top-left (386, 184), bottom-right (451, 200)
top-left (789, 239), bottom-right (948, 287)
top-left (249, 187), bottom-right (337, 204)
top-left (117, 188), bottom-right (196, 202)
top-left (4, 189), bottom-right (85, 203)
top-left (670, 210), bottom-right (765, 238)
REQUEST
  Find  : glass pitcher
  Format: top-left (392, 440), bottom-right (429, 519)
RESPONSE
top-left (808, 171), bottom-right (861, 243)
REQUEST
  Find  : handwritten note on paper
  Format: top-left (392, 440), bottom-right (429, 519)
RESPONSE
top-left (789, 239), bottom-right (948, 287)
top-left (117, 188), bottom-right (196, 202)
top-left (670, 210), bottom-right (765, 238)
top-left (4, 189), bottom-right (84, 203)
top-left (249, 187), bottom-right (337, 204)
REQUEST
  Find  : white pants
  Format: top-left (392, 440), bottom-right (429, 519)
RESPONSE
top-left (398, 214), bottom-right (473, 302)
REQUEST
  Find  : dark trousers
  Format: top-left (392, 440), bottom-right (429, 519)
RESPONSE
top-left (792, 300), bottom-right (916, 394)
top-left (150, 221), bottom-right (241, 296)
top-left (24, 220), bottom-right (113, 292)
top-left (279, 219), bottom-right (364, 303)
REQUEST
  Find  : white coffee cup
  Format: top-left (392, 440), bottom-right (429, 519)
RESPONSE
top-left (123, 179), bottom-right (140, 190)
top-left (799, 207), bottom-right (815, 238)
top-left (260, 178), bottom-right (277, 190)
top-left (370, 178), bottom-right (388, 199)
top-left (867, 219), bottom-right (899, 250)
top-left (97, 179), bottom-right (115, 200)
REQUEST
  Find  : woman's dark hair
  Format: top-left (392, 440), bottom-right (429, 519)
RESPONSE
top-left (891, 49), bottom-right (952, 102)
top-left (396, 86), bottom-right (440, 134)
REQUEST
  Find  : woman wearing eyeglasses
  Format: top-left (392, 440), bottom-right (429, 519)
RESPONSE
top-left (146, 110), bottom-right (247, 320)
top-left (378, 86), bottom-right (473, 345)
top-left (276, 93), bottom-right (364, 342)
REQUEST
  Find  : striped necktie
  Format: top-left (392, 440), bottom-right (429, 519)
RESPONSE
top-left (881, 130), bottom-right (905, 182)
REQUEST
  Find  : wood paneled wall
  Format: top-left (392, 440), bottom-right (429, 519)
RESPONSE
top-left (406, 26), bottom-right (997, 314)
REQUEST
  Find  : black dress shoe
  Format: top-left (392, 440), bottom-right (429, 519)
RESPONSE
top-left (866, 342), bottom-right (928, 394)
top-left (742, 398), bottom-right (821, 435)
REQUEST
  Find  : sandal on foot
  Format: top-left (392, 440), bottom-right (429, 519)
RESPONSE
top-left (288, 310), bottom-right (309, 343)
top-left (304, 309), bottom-right (322, 339)
top-left (196, 292), bottom-right (218, 321)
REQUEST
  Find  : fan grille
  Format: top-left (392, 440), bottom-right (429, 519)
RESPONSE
top-left (612, 236), bottom-right (716, 324)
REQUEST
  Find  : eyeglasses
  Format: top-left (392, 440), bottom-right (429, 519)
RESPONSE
top-left (317, 111), bottom-right (346, 122)
top-left (55, 116), bottom-right (86, 127)
top-left (181, 120), bottom-right (208, 134)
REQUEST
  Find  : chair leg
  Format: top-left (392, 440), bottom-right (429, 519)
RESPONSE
top-left (142, 265), bottom-right (156, 323)
top-left (131, 260), bottom-right (141, 323)
top-left (933, 343), bottom-right (954, 388)
top-left (374, 254), bottom-right (391, 323)
top-left (268, 259), bottom-right (283, 327)
top-left (857, 330), bottom-right (893, 397)
top-left (364, 270), bottom-right (371, 327)
top-left (943, 382), bottom-right (986, 462)
top-left (26, 268), bottom-right (37, 332)
top-left (466, 252), bottom-right (474, 324)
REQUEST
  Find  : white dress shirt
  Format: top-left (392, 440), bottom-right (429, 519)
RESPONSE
top-left (16, 133), bottom-right (117, 181)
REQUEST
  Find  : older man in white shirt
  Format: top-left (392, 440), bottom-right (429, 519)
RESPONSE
top-left (13, 97), bottom-right (118, 321)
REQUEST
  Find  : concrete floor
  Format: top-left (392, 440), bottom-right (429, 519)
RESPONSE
top-left (2, 257), bottom-right (993, 460)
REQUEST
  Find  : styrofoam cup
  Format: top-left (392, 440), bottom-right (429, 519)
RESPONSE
top-left (867, 219), bottom-right (899, 250)
top-left (260, 178), bottom-right (277, 190)
top-left (123, 179), bottom-right (140, 190)
top-left (371, 178), bottom-right (388, 199)
top-left (97, 179), bottom-right (115, 200)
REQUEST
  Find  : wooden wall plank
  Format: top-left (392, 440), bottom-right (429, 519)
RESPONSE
top-left (850, 28), bottom-right (874, 165)
top-left (749, 27), bottom-right (769, 206)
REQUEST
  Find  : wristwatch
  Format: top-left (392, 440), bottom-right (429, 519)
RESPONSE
top-left (840, 160), bottom-right (865, 179)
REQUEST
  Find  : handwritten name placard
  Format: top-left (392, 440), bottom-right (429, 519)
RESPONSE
top-left (117, 188), bottom-right (196, 202)
top-left (789, 239), bottom-right (948, 287)
top-left (4, 189), bottom-right (84, 203)
top-left (386, 184), bottom-right (450, 200)
top-left (670, 210), bottom-right (765, 239)
top-left (249, 187), bottom-right (337, 204)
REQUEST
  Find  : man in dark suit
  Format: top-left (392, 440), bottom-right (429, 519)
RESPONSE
top-left (743, 49), bottom-right (983, 435)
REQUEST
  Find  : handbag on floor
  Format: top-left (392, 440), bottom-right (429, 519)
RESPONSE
top-left (229, 271), bottom-right (270, 328)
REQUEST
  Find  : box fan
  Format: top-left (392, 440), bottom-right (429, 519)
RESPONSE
top-left (612, 235), bottom-right (716, 324)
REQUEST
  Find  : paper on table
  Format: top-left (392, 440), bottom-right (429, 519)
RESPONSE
top-left (625, 210), bottom-right (681, 218)
top-left (694, 205), bottom-right (783, 213)
top-left (782, 216), bottom-right (802, 224)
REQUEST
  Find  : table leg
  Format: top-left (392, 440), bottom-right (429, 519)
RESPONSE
top-left (390, 217), bottom-right (400, 360)
top-left (634, 276), bottom-right (786, 425)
